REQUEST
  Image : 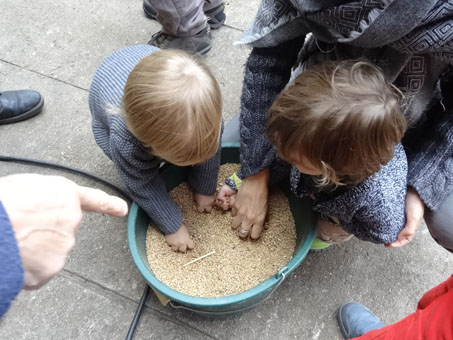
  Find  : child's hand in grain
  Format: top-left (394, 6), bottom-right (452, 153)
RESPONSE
top-left (193, 192), bottom-right (216, 213)
top-left (216, 184), bottom-right (237, 211)
top-left (164, 224), bottom-right (194, 252)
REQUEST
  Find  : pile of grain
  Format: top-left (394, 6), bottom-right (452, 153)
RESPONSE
top-left (145, 164), bottom-right (296, 298)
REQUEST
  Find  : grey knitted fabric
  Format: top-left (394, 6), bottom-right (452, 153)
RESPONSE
top-left (237, 0), bottom-right (453, 211)
top-left (290, 144), bottom-right (408, 244)
top-left (237, 36), bottom-right (304, 179)
top-left (89, 45), bottom-right (220, 234)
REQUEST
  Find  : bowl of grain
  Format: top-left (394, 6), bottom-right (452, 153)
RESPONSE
top-left (127, 143), bottom-right (316, 317)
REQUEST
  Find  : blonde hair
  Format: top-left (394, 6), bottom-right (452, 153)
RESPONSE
top-left (268, 60), bottom-right (407, 186)
top-left (123, 49), bottom-right (222, 166)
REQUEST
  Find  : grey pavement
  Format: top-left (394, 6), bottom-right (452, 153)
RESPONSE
top-left (0, 1), bottom-right (452, 339)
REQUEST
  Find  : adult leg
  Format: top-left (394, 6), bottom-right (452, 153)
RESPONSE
top-left (148, 0), bottom-right (212, 54)
top-left (144, 0), bottom-right (225, 30)
top-left (149, 0), bottom-right (206, 36)
top-left (424, 190), bottom-right (453, 253)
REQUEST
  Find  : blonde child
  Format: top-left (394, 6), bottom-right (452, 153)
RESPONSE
top-left (218, 60), bottom-right (408, 247)
top-left (89, 45), bottom-right (222, 252)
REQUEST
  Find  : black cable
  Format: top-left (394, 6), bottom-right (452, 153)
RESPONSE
top-left (125, 284), bottom-right (150, 340)
top-left (0, 155), bottom-right (149, 340)
top-left (0, 155), bottom-right (130, 200)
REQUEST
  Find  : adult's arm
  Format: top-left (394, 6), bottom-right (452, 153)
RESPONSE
top-left (405, 99), bottom-right (453, 212)
top-left (237, 36), bottom-right (305, 178)
top-left (387, 5), bottom-right (453, 210)
top-left (231, 36), bottom-right (304, 239)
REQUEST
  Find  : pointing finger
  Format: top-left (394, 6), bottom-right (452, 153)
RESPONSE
top-left (77, 186), bottom-right (128, 216)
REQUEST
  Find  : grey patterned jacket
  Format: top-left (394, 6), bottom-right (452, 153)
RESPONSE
top-left (235, 0), bottom-right (453, 243)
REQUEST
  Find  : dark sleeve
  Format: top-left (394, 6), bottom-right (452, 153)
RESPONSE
top-left (405, 105), bottom-right (453, 211)
top-left (0, 201), bottom-right (24, 318)
top-left (403, 67), bottom-right (453, 211)
top-left (237, 36), bottom-right (305, 178)
top-left (188, 123), bottom-right (222, 195)
top-left (110, 139), bottom-right (182, 234)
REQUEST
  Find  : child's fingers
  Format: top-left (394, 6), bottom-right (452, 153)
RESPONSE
top-left (179, 244), bottom-right (187, 253)
top-left (229, 195), bottom-right (235, 207)
top-left (171, 244), bottom-right (179, 252)
top-left (188, 239), bottom-right (194, 250)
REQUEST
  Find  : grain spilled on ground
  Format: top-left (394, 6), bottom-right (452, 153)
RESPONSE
top-left (145, 163), bottom-right (296, 298)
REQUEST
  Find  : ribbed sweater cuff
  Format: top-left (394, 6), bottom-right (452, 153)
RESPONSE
top-left (147, 196), bottom-right (183, 234)
top-left (0, 201), bottom-right (24, 317)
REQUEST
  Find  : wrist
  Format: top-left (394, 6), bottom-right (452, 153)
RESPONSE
top-left (245, 168), bottom-right (270, 184)
top-left (407, 186), bottom-right (425, 206)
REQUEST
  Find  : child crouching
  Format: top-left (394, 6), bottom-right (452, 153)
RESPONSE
top-left (89, 45), bottom-right (222, 252)
top-left (219, 60), bottom-right (408, 246)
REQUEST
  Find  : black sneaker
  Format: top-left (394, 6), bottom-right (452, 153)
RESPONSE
top-left (143, 0), bottom-right (226, 30)
top-left (148, 26), bottom-right (212, 55)
top-left (0, 90), bottom-right (44, 125)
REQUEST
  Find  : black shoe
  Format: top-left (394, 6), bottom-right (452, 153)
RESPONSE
top-left (148, 26), bottom-right (212, 55)
top-left (143, 0), bottom-right (226, 30)
top-left (0, 90), bottom-right (44, 125)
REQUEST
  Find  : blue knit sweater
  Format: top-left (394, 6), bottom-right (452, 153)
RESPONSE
top-left (89, 45), bottom-right (221, 234)
top-left (0, 202), bottom-right (24, 318)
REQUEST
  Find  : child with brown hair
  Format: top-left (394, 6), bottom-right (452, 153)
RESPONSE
top-left (89, 45), bottom-right (222, 252)
top-left (218, 60), bottom-right (408, 247)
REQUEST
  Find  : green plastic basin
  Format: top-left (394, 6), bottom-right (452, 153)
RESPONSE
top-left (127, 143), bottom-right (316, 316)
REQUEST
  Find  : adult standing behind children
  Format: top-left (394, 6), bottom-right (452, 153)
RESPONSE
top-left (89, 45), bottom-right (223, 252)
top-left (143, 0), bottom-right (226, 55)
top-left (222, 0), bottom-right (453, 249)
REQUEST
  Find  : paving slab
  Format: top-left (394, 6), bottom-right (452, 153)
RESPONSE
top-left (1, 0), bottom-right (453, 339)
top-left (224, 0), bottom-right (261, 31)
top-left (0, 0), bottom-right (250, 122)
top-left (0, 273), bottom-right (213, 340)
top-left (0, 0), bottom-right (157, 89)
